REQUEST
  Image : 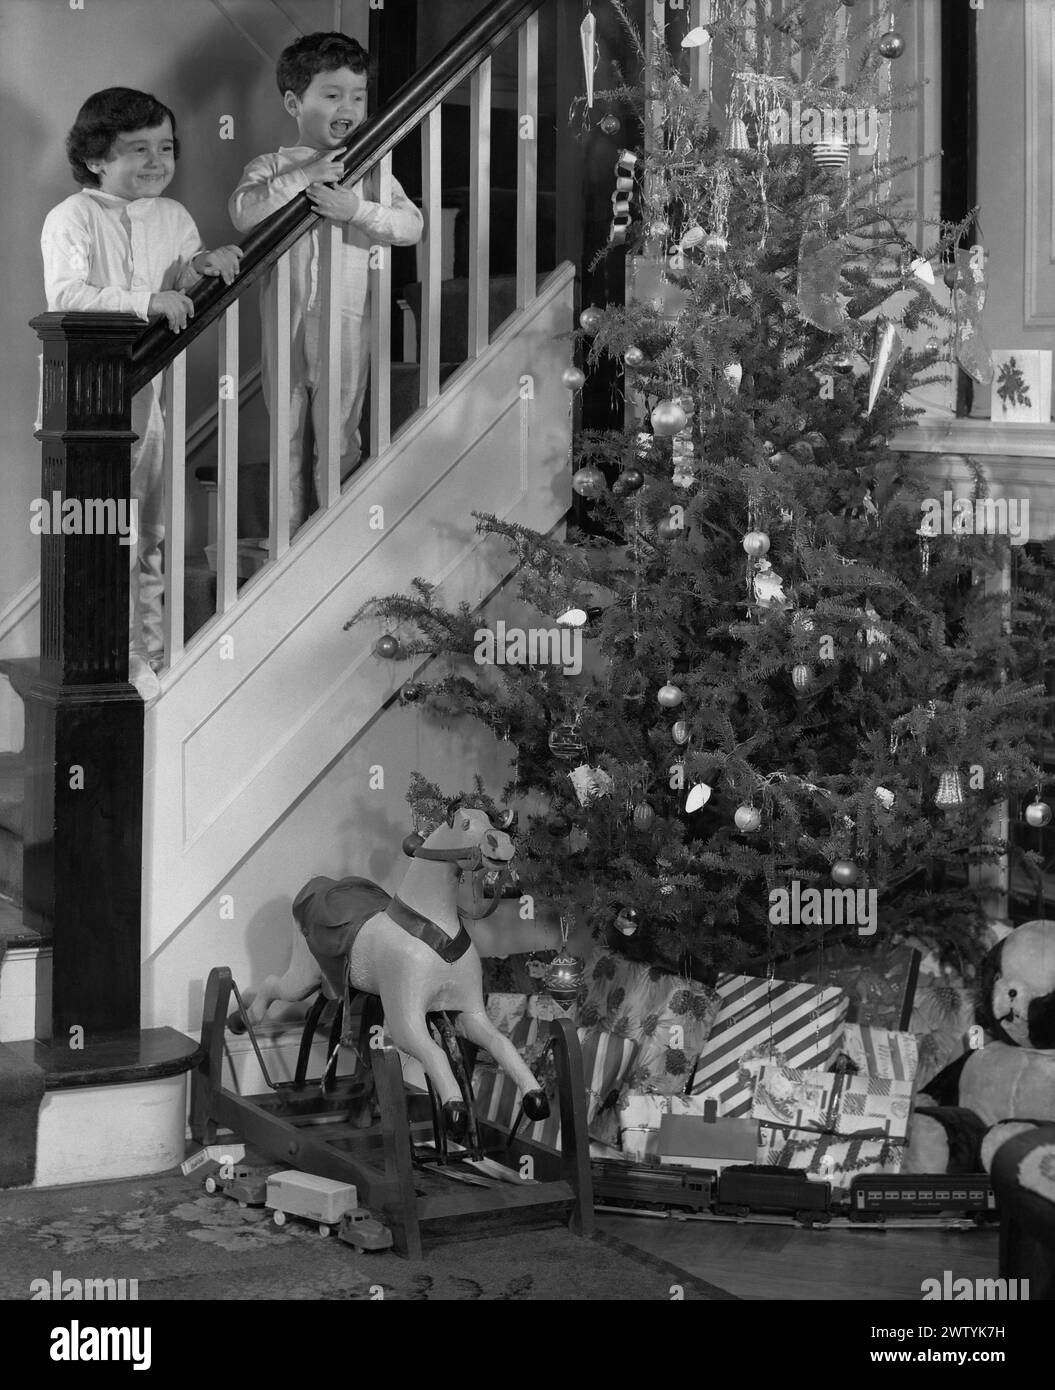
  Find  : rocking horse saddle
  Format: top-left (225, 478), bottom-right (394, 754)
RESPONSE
top-left (292, 876), bottom-right (473, 996)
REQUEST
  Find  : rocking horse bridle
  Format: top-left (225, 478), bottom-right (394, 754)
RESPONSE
top-left (381, 842), bottom-right (510, 964)
top-left (407, 841), bottom-right (514, 921)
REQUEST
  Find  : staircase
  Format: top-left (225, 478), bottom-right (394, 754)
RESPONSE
top-left (1, 0), bottom-right (574, 1184)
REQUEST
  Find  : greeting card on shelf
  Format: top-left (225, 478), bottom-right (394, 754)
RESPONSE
top-left (991, 350), bottom-right (1052, 423)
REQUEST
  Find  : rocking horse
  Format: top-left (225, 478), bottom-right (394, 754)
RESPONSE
top-left (236, 799), bottom-right (551, 1139)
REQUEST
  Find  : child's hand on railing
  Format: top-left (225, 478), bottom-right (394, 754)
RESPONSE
top-left (301, 150), bottom-right (346, 186)
top-left (148, 290), bottom-right (196, 333)
top-left (193, 245), bottom-right (244, 286)
top-left (306, 183), bottom-right (362, 224)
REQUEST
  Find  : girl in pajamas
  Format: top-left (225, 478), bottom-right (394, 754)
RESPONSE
top-left (41, 88), bottom-right (241, 699)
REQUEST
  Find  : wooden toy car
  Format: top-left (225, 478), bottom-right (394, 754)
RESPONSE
top-left (265, 1170), bottom-right (359, 1236)
top-left (337, 1208), bottom-right (394, 1251)
top-left (203, 1165), bottom-right (269, 1207)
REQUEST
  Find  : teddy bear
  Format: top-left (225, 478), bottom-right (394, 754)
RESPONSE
top-left (903, 919), bottom-right (1055, 1173)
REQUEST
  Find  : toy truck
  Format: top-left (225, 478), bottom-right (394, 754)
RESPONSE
top-left (337, 1208), bottom-right (394, 1251)
top-left (203, 1164), bottom-right (269, 1207)
top-left (265, 1170), bottom-right (359, 1236)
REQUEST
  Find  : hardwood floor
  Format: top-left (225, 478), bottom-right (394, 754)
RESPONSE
top-left (597, 1211), bottom-right (1000, 1300)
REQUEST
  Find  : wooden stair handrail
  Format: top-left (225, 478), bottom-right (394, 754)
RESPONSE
top-left (129, 0), bottom-right (547, 395)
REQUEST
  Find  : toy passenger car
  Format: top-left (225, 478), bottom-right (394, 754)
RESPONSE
top-left (265, 1170), bottom-right (359, 1236)
top-left (203, 1165), bottom-right (268, 1207)
top-left (337, 1208), bottom-right (393, 1251)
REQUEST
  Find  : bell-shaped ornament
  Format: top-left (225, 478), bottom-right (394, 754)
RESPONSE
top-left (934, 769), bottom-right (965, 807)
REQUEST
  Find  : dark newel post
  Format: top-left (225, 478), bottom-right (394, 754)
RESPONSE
top-left (27, 312), bottom-right (145, 1042)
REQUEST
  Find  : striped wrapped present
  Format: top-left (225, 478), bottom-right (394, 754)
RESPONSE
top-left (689, 974), bottom-right (849, 1116)
top-left (841, 1022), bottom-right (919, 1082)
top-left (472, 1024), bottom-right (639, 1148)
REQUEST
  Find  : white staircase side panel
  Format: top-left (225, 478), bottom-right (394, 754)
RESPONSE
top-left (0, 943), bottom-right (51, 1042)
top-left (142, 265), bottom-right (574, 961)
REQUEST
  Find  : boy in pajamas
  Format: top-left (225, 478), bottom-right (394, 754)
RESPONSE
top-left (41, 88), bottom-right (242, 700)
top-left (229, 33), bottom-right (423, 533)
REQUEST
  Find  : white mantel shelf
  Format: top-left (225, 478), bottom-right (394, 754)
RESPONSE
top-left (890, 420), bottom-right (1055, 459)
top-left (888, 420), bottom-right (1055, 543)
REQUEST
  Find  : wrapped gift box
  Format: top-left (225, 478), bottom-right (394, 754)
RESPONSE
top-left (477, 990), bottom-right (564, 1063)
top-left (481, 952), bottom-right (559, 997)
top-left (751, 1063), bottom-right (914, 1141)
top-left (773, 942), bottom-right (921, 1032)
top-left (619, 1091), bottom-right (670, 1162)
top-left (482, 993), bottom-right (529, 1048)
top-left (758, 1124), bottom-right (905, 1189)
top-left (579, 950), bottom-right (718, 1095)
top-left (658, 1112), bottom-right (758, 1172)
top-left (619, 1090), bottom-right (759, 1164)
top-left (472, 1023), bottom-right (639, 1149)
top-left (689, 975), bottom-right (849, 1115)
top-left (840, 1022), bottom-right (919, 1082)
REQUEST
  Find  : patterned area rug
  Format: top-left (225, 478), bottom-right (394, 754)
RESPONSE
top-left (0, 1171), bottom-right (729, 1301)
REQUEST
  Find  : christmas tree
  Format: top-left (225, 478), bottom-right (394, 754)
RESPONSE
top-left (351, 1), bottom-right (1055, 984)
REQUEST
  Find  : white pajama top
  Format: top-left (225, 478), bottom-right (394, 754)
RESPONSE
top-left (228, 145), bottom-right (423, 321)
top-left (40, 188), bottom-right (204, 319)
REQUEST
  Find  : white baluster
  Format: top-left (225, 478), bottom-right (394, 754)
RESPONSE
top-left (217, 302), bottom-right (239, 613)
top-left (516, 13), bottom-right (539, 310)
top-left (317, 221), bottom-right (343, 509)
top-left (469, 57), bottom-right (492, 357)
top-left (420, 106), bottom-right (443, 409)
top-left (269, 251), bottom-right (292, 557)
top-left (162, 352), bottom-right (186, 666)
top-left (370, 151), bottom-right (393, 456)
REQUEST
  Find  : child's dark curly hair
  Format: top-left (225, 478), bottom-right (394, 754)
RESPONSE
top-left (276, 32), bottom-right (369, 98)
top-left (66, 88), bottom-right (179, 188)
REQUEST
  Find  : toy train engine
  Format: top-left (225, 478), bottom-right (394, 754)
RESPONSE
top-left (716, 1165), bottom-right (833, 1225)
top-left (591, 1160), bottom-right (715, 1212)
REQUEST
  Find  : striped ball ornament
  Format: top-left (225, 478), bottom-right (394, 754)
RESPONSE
top-left (811, 139), bottom-right (851, 172)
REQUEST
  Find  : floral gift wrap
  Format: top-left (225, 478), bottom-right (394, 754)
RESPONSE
top-left (757, 1125), bottom-right (905, 1189)
top-left (579, 950), bottom-right (719, 1095)
top-left (751, 1063), bottom-right (914, 1141)
top-left (690, 974), bottom-right (849, 1115)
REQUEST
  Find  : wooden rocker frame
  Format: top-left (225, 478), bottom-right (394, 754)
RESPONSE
top-left (190, 966), bottom-right (595, 1259)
